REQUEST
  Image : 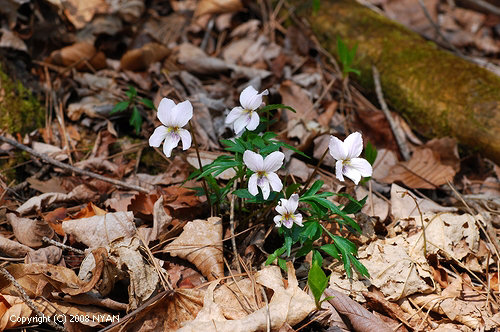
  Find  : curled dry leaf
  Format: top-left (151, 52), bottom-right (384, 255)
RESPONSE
top-left (47, 42), bottom-right (106, 71)
top-left (324, 288), bottom-right (392, 332)
top-left (6, 213), bottom-right (54, 248)
top-left (62, 211), bottom-right (136, 248)
top-left (109, 237), bottom-right (160, 310)
top-left (178, 262), bottom-right (315, 331)
top-left (120, 42), bottom-right (171, 71)
top-left (17, 184), bottom-right (98, 216)
top-left (137, 196), bottom-right (173, 244)
top-left (382, 148), bottom-right (456, 189)
top-left (0, 235), bottom-right (34, 258)
top-left (25, 246), bottom-right (63, 265)
top-left (165, 217), bottom-right (223, 281)
top-left (194, 0), bottom-right (243, 17)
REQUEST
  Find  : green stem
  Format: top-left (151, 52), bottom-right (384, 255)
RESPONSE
top-left (189, 121), bottom-right (213, 216)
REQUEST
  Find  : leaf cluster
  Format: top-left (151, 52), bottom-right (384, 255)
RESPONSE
top-left (111, 86), bottom-right (155, 134)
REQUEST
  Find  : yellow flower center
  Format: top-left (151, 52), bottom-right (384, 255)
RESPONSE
top-left (257, 171), bottom-right (267, 178)
top-left (167, 126), bottom-right (180, 133)
top-left (282, 212), bottom-right (295, 220)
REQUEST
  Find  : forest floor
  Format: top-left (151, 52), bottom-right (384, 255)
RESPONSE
top-left (0, 0), bottom-right (500, 331)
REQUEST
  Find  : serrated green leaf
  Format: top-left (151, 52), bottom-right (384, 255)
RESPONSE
top-left (342, 195), bottom-right (367, 214)
top-left (308, 261), bottom-right (328, 305)
top-left (265, 246), bottom-right (286, 265)
top-left (111, 101), bottom-right (130, 114)
top-left (333, 236), bottom-right (358, 256)
top-left (365, 141), bottom-right (378, 165)
top-left (129, 107), bottom-right (142, 134)
top-left (140, 98), bottom-right (155, 109)
top-left (320, 244), bottom-right (340, 260)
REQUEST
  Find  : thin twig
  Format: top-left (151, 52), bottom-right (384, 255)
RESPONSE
top-left (42, 237), bottom-right (85, 255)
top-left (0, 267), bottom-right (66, 331)
top-left (372, 66), bottom-right (411, 160)
top-left (229, 181), bottom-right (241, 274)
top-left (0, 135), bottom-right (149, 193)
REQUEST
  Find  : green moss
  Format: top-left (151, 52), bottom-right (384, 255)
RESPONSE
top-left (0, 63), bottom-right (44, 134)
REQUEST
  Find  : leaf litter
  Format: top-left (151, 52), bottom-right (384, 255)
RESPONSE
top-left (0, 0), bottom-right (499, 331)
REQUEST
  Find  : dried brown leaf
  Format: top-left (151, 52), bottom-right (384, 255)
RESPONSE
top-left (0, 235), bottom-right (34, 258)
top-left (382, 148), bottom-right (456, 189)
top-left (6, 213), bottom-right (54, 248)
top-left (48, 42), bottom-right (106, 71)
top-left (194, 0), bottom-right (243, 17)
top-left (62, 211), bottom-right (136, 248)
top-left (165, 217), bottom-right (223, 281)
top-left (25, 246), bottom-right (62, 265)
top-left (120, 43), bottom-right (170, 71)
top-left (324, 289), bottom-right (392, 332)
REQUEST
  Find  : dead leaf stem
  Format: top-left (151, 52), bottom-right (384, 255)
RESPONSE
top-left (0, 135), bottom-right (149, 193)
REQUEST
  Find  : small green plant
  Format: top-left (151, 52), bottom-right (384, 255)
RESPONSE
top-left (149, 86), bottom-right (374, 303)
top-left (112, 86), bottom-right (155, 134)
top-left (337, 37), bottom-right (361, 78)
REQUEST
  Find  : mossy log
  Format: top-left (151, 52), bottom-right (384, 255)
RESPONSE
top-left (0, 61), bottom-right (44, 135)
top-left (295, 0), bottom-right (500, 164)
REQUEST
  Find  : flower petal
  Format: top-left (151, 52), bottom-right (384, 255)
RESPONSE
top-left (225, 107), bottom-right (244, 124)
top-left (267, 172), bottom-right (283, 192)
top-left (329, 135), bottom-right (348, 160)
top-left (240, 86), bottom-right (268, 110)
top-left (350, 158), bottom-right (373, 177)
top-left (294, 213), bottom-right (303, 227)
top-left (233, 113), bottom-right (251, 135)
top-left (171, 100), bottom-right (193, 127)
top-left (344, 132), bottom-right (363, 159)
top-left (178, 128), bottom-right (192, 150)
top-left (335, 160), bottom-right (345, 182)
top-left (284, 194), bottom-right (299, 213)
top-left (157, 98), bottom-right (176, 126)
top-left (246, 111), bottom-right (260, 131)
top-left (282, 218), bottom-right (293, 229)
top-left (149, 126), bottom-right (168, 147)
top-left (263, 151), bottom-right (284, 172)
top-left (248, 173), bottom-right (259, 196)
top-left (273, 215), bottom-right (282, 227)
top-left (343, 165), bottom-right (362, 185)
top-left (259, 178), bottom-right (271, 200)
top-left (162, 133), bottom-right (180, 158)
top-left (243, 150), bottom-right (264, 171)
top-left (275, 201), bottom-right (286, 215)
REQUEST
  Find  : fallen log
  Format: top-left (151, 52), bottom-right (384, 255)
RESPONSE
top-left (293, 0), bottom-right (500, 164)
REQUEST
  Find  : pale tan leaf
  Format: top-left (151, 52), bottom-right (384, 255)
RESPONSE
top-left (382, 148), bottom-right (456, 189)
top-left (0, 294), bottom-right (33, 330)
top-left (109, 237), bottom-right (159, 310)
top-left (213, 278), bottom-right (263, 319)
top-left (178, 262), bottom-right (315, 331)
top-left (0, 235), bottom-right (34, 258)
top-left (25, 246), bottom-right (62, 265)
top-left (165, 217), bottom-right (223, 281)
top-left (16, 184), bottom-right (98, 216)
top-left (6, 213), bottom-right (54, 248)
top-left (62, 211), bottom-right (136, 248)
top-left (324, 289), bottom-right (392, 332)
top-left (120, 43), bottom-right (171, 71)
top-left (137, 196), bottom-right (173, 244)
top-left (47, 42), bottom-right (106, 71)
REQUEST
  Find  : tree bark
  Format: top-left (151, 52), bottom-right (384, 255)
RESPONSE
top-left (294, 0), bottom-right (500, 164)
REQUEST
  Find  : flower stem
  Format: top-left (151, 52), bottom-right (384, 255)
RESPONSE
top-left (299, 146), bottom-right (329, 195)
top-left (189, 121), bottom-right (213, 216)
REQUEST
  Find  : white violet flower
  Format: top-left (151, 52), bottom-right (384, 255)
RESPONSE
top-left (329, 132), bottom-right (373, 185)
top-left (149, 98), bottom-right (193, 158)
top-left (226, 86), bottom-right (269, 135)
top-left (243, 150), bottom-right (284, 200)
top-left (274, 194), bottom-right (303, 228)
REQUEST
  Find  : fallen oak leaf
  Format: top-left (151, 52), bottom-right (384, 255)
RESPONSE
top-left (324, 288), bottom-right (392, 332)
top-left (165, 217), bottom-right (223, 281)
top-left (6, 213), bottom-right (54, 248)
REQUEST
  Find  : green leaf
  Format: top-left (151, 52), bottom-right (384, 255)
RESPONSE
top-left (129, 106), bottom-right (142, 134)
top-left (320, 244), bottom-right (340, 260)
top-left (111, 101), bottom-right (129, 114)
top-left (333, 236), bottom-right (358, 256)
top-left (278, 258), bottom-right (288, 271)
top-left (301, 221), bottom-right (321, 241)
top-left (350, 255), bottom-right (370, 278)
top-left (313, 0), bottom-right (321, 14)
top-left (342, 195), bottom-right (367, 214)
top-left (308, 260), bottom-right (329, 305)
top-left (284, 236), bottom-right (293, 257)
top-left (302, 180), bottom-right (324, 197)
top-left (233, 189), bottom-right (254, 199)
top-left (285, 183), bottom-right (301, 198)
top-left (140, 98), bottom-right (155, 110)
top-left (295, 240), bottom-right (313, 257)
top-left (265, 246), bottom-right (286, 265)
top-left (126, 86), bottom-right (137, 98)
top-left (312, 250), bottom-right (323, 266)
top-left (365, 141), bottom-right (378, 165)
